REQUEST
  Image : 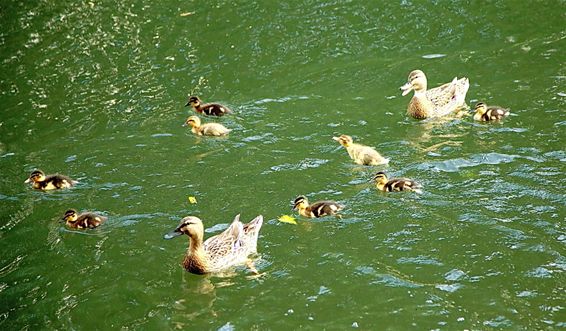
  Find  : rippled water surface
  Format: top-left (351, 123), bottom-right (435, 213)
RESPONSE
top-left (1, 1), bottom-right (565, 329)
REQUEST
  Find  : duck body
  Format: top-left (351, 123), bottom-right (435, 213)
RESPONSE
top-left (373, 172), bottom-right (422, 193)
top-left (25, 170), bottom-right (77, 190)
top-left (185, 96), bottom-right (232, 116)
top-left (473, 102), bottom-right (510, 122)
top-left (63, 209), bottom-right (107, 229)
top-left (293, 195), bottom-right (344, 218)
top-left (183, 115), bottom-right (231, 136)
top-left (164, 214), bottom-right (263, 274)
top-left (333, 135), bottom-right (389, 166)
top-left (400, 70), bottom-right (469, 119)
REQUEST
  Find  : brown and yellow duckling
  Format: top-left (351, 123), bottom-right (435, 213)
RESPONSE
top-left (24, 169), bottom-right (78, 190)
top-left (62, 209), bottom-right (107, 229)
top-left (185, 96), bottom-right (232, 116)
top-left (400, 69), bottom-right (469, 119)
top-left (473, 102), bottom-right (510, 122)
top-left (333, 134), bottom-right (389, 166)
top-left (164, 214), bottom-right (263, 275)
top-left (183, 115), bottom-right (231, 136)
top-left (372, 172), bottom-right (422, 193)
top-left (293, 195), bottom-right (344, 218)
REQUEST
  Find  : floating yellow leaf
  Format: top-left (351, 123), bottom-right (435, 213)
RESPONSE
top-left (188, 196), bottom-right (197, 204)
top-left (180, 12), bottom-right (194, 17)
top-left (278, 215), bottom-right (297, 225)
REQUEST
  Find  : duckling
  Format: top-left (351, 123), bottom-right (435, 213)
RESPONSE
top-left (400, 69), bottom-right (469, 119)
top-left (185, 96), bottom-right (232, 116)
top-left (293, 195), bottom-right (344, 218)
top-left (473, 102), bottom-right (510, 122)
top-left (333, 135), bottom-right (389, 166)
top-left (24, 169), bottom-right (78, 190)
top-left (164, 214), bottom-right (263, 275)
top-left (62, 209), bottom-right (107, 229)
top-left (183, 115), bottom-right (231, 136)
top-left (372, 172), bottom-right (422, 193)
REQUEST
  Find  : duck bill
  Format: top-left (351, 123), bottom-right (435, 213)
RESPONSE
top-left (184, 101), bottom-right (191, 107)
top-left (332, 136), bottom-right (340, 142)
top-left (24, 178), bottom-right (31, 183)
top-left (400, 82), bottom-right (413, 96)
top-left (163, 229), bottom-right (183, 239)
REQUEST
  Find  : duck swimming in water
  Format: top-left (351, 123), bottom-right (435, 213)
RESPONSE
top-left (62, 209), bottom-right (107, 229)
top-left (400, 69), bottom-right (469, 119)
top-left (333, 135), bottom-right (389, 166)
top-left (185, 96), bottom-right (232, 116)
top-left (473, 102), bottom-right (510, 122)
top-left (24, 170), bottom-right (77, 190)
top-left (183, 115), bottom-right (231, 136)
top-left (292, 195), bottom-right (344, 218)
top-left (164, 214), bottom-right (263, 275)
top-left (372, 172), bottom-right (422, 193)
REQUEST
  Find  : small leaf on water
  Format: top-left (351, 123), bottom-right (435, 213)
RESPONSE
top-left (278, 215), bottom-right (297, 225)
top-left (188, 196), bottom-right (197, 204)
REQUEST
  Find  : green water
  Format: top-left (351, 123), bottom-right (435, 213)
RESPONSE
top-left (1, 0), bottom-right (565, 329)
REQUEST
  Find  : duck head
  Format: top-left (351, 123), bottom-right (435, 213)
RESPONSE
top-left (183, 115), bottom-right (201, 128)
top-left (400, 70), bottom-right (427, 96)
top-left (372, 171), bottom-right (388, 185)
top-left (292, 195), bottom-right (308, 210)
top-left (25, 170), bottom-right (45, 183)
top-left (474, 102), bottom-right (488, 115)
top-left (164, 216), bottom-right (204, 240)
top-left (62, 209), bottom-right (78, 224)
top-left (185, 96), bottom-right (201, 107)
top-left (332, 134), bottom-right (353, 147)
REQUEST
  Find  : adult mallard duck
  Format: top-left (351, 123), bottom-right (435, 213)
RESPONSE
top-left (164, 214), bottom-right (263, 275)
top-left (400, 69), bottom-right (469, 119)
top-left (24, 169), bottom-right (78, 190)
top-left (183, 115), bottom-right (231, 136)
top-left (62, 209), bottom-right (107, 229)
top-left (185, 96), bottom-right (232, 116)
top-left (333, 135), bottom-right (389, 166)
top-left (473, 102), bottom-right (510, 122)
top-left (293, 195), bottom-right (344, 218)
top-left (372, 172), bottom-right (422, 193)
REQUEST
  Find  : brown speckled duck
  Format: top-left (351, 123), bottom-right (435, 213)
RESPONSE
top-left (164, 214), bottom-right (263, 275)
top-left (183, 115), bottom-right (231, 136)
top-left (293, 195), bottom-right (344, 218)
top-left (372, 172), bottom-right (422, 193)
top-left (473, 102), bottom-right (510, 122)
top-left (24, 170), bottom-right (77, 190)
top-left (62, 209), bottom-right (107, 229)
top-left (185, 96), bottom-right (232, 116)
top-left (333, 135), bottom-right (389, 166)
top-left (400, 70), bottom-right (469, 119)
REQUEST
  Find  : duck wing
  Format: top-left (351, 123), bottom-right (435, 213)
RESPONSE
top-left (426, 77), bottom-right (469, 117)
top-left (203, 215), bottom-right (248, 271)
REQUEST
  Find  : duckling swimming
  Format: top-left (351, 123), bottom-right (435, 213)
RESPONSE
top-left (164, 214), bottom-right (263, 275)
top-left (400, 69), bottom-right (469, 119)
top-left (185, 96), bottom-right (232, 116)
top-left (183, 115), bottom-right (231, 136)
top-left (24, 170), bottom-right (77, 190)
top-left (372, 172), bottom-right (422, 193)
top-left (473, 102), bottom-right (510, 122)
top-left (333, 135), bottom-right (389, 166)
top-left (293, 195), bottom-right (344, 218)
top-left (62, 209), bottom-right (107, 229)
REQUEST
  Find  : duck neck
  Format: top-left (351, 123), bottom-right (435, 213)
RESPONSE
top-left (183, 234), bottom-right (208, 274)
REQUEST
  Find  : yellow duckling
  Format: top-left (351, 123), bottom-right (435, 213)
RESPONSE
top-left (62, 209), bottom-right (107, 229)
top-left (333, 134), bottom-right (389, 166)
top-left (473, 102), bottom-right (510, 122)
top-left (185, 96), bottom-right (232, 116)
top-left (24, 169), bottom-right (78, 190)
top-left (164, 214), bottom-right (263, 275)
top-left (372, 172), bottom-right (422, 193)
top-left (183, 115), bottom-right (231, 136)
top-left (400, 69), bottom-right (469, 119)
top-left (293, 195), bottom-right (344, 218)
